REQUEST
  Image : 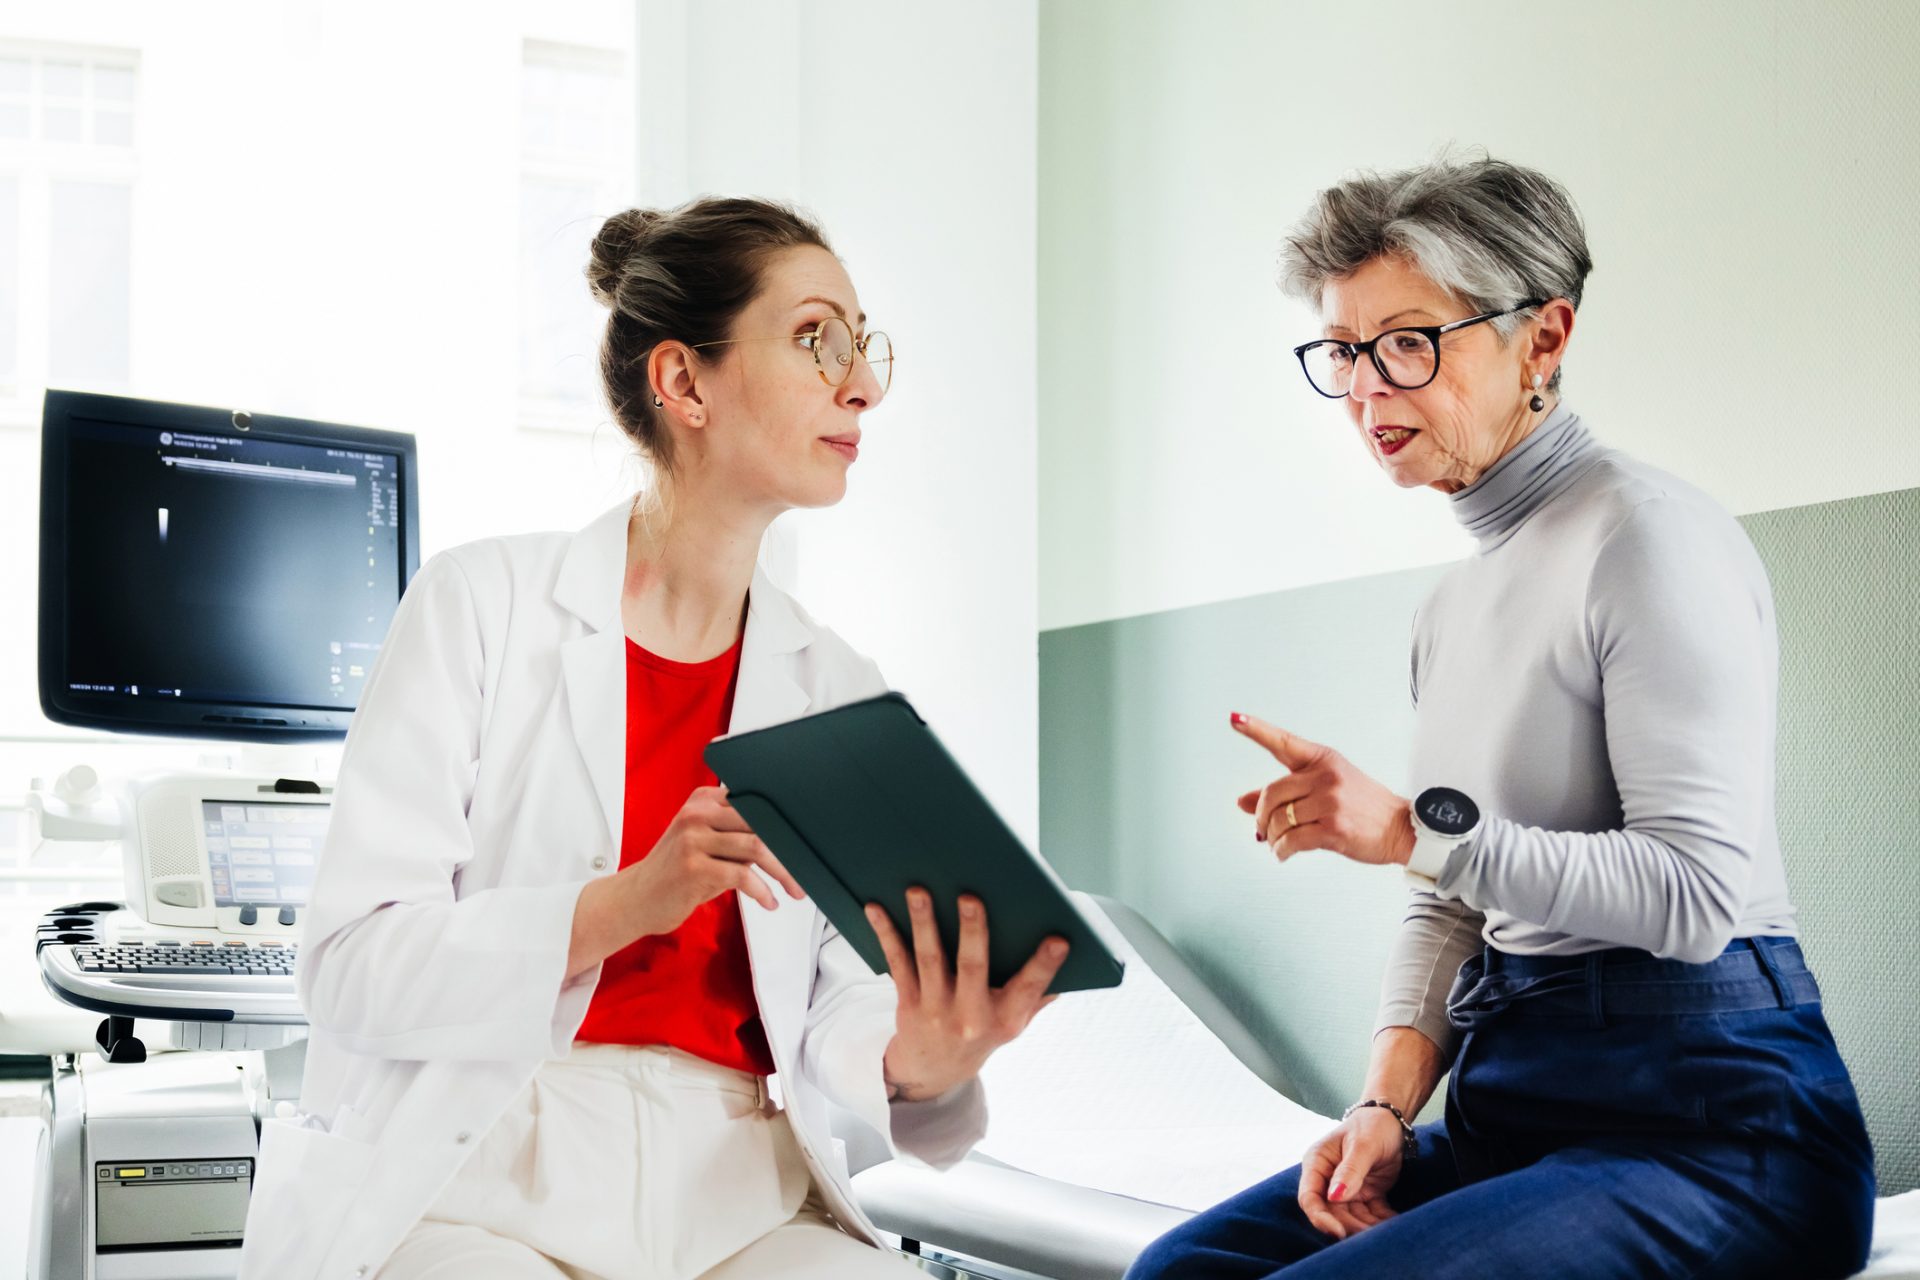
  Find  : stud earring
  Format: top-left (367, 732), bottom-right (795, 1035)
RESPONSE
top-left (652, 395), bottom-right (663, 407)
top-left (1529, 372), bottom-right (1545, 413)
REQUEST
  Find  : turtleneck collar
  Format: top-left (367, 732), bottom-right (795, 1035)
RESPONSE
top-left (1448, 402), bottom-right (1596, 548)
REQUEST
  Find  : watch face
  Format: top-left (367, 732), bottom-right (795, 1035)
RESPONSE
top-left (1416, 787), bottom-right (1480, 837)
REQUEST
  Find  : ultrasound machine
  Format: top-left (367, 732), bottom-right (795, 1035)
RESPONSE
top-left (23, 388), bottom-right (419, 1279)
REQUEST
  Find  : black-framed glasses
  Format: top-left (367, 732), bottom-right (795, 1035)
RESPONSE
top-left (1292, 299), bottom-right (1547, 399)
top-left (693, 315), bottom-right (893, 393)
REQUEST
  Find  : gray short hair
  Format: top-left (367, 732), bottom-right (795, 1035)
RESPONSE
top-left (1279, 153), bottom-right (1592, 392)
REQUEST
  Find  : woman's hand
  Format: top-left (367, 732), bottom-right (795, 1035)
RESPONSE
top-left (864, 889), bottom-right (1069, 1102)
top-left (624, 786), bottom-right (807, 938)
top-left (1297, 1108), bottom-right (1407, 1239)
top-left (1231, 713), bottom-right (1416, 866)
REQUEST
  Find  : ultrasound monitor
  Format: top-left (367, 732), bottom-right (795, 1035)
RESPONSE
top-left (38, 389), bottom-right (421, 741)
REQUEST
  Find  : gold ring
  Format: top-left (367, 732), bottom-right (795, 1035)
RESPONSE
top-left (1285, 802), bottom-right (1298, 830)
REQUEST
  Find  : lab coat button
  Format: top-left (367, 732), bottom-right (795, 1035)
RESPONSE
top-left (591, 855), bottom-right (608, 871)
top-left (355, 1268), bottom-right (369, 1278)
top-left (456, 1131), bottom-right (472, 1144)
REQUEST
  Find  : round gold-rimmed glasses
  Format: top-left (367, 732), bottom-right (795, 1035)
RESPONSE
top-left (692, 315), bottom-right (893, 393)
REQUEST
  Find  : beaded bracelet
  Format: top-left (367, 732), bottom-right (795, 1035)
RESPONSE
top-left (1341, 1098), bottom-right (1418, 1160)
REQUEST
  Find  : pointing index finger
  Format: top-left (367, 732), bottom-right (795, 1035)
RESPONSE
top-left (1231, 712), bottom-right (1324, 770)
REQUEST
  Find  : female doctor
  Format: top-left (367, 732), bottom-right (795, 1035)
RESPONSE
top-left (240, 197), bottom-right (1069, 1280)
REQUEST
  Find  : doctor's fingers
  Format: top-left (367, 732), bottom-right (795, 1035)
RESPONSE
top-left (995, 934), bottom-right (1070, 1027)
top-left (954, 896), bottom-right (990, 993)
top-left (697, 832), bottom-right (806, 901)
top-left (679, 787), bottom-right (755, 832)
top-left (722, 863), bottom-right (781, 912)
top-left (906, 888), bottom-right (952, 999)
top-left (864, 902), bottom-right (920, 1004)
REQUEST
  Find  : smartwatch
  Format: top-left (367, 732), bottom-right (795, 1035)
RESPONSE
top-left (1404, 786), bottom-right (1481, 894)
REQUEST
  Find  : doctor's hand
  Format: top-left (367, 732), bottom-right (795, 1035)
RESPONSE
top-left (864, 889), bottom-right (1068, 1103)
top-left (624, 786), bottom-right (807, 939)
top-left (1231, 713), bottom-right (1416, 867)
top-left (1297, 1109), bottom-right (1406, 1240)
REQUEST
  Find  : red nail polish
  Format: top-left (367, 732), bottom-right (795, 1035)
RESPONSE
top-left (1230, 712), bottom-right (1247, 728)
top-left (1256, 832), bottom-right (1265, 842)
top-left (1331, 1182), bottom-right (1346, 1202)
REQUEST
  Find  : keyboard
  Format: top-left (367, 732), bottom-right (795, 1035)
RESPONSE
top-left (70, 939), bottom-right (298, 980)
top-left (37, 903), bottom-right (308, 1024)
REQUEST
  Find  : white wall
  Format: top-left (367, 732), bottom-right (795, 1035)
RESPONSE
top-left (641, 0), bottom-right (1041, 842)
top-left (1038, 0), bottom-right (1920, 631)
top-left (0, 0), bottom-right (641, 752)
top-left (0, 1), bottom-right (1040, 853)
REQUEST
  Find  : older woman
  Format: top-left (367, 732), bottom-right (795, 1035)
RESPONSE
top-left (1127, 157), bottom-right (1876, 1279)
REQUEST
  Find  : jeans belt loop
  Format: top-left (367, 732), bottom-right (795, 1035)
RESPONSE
top-left (1746, 936), bottom-right (1795, 1010)
top-left (1584, 951), bottom-right (1607, 1029)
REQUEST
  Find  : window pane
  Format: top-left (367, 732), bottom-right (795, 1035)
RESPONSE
top-left (519, 178), bottom-right (601, 404)
top-left (44, 61), bottom-right (83, 98)
top-left (0, 177), bottom-right (17, 380)
top-left (0, 58), bottom-right (28, 93)
top-left (520, 63), bottom-right (563, 155)
top-left (44, 105), bottom-right (82, 142)
top-left (49, 180), bottom-right (132, 389)
top-left (521, 57), bottom-right (621, 165)
top-left (94, 107), bottom-right (133, 146)
top-left (0, 103), bottom-right (25, 139)
top-left (92, 65), bottom-right (135, 102)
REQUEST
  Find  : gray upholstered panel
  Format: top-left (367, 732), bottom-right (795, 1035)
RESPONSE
top-left (1745, 488), bottom-right (1920, 1194)
top-left (1039, 487), bottom-right (1919, 1193)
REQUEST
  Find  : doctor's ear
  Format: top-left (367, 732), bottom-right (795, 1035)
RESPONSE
top-left (647, 341), bottom-right (708, 427)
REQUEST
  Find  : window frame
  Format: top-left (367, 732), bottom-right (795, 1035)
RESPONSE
top-left (0, 42), bottom-right (141, 430)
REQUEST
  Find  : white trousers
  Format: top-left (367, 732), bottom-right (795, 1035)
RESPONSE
top-left (376, 1043), bottom-right (918, 1280)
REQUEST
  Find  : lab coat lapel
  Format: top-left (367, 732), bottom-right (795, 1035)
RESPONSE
top-left (729, 568), bottom-right (819, 1057)
top-left (561, 629), bottom-right (627, 854)
top-left (728, 565), bottom-right (813, 735)
top-left (555, 501), bottom-right (632, 855)
top-left (552, 502), bottom-right (818, 861)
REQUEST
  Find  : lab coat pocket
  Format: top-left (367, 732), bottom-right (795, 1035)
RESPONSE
top-left (243, 1115), bottom-right (377, 1273)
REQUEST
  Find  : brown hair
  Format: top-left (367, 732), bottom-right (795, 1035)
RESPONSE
top-left (587, 196), bottom-right (832, 471)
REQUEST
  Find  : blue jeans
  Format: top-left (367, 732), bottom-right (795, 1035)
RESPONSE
top-left (1127, 937), bottom-right (1877, 1280)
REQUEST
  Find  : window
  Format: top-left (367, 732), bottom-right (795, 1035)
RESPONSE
top-left (0, 45), bottom-right (138, 421)
top-left (518, 41), bottom-right (632, 433)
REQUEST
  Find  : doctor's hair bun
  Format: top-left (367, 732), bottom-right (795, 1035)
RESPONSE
top-left (585, 208), bottom-right (664, 308)
top-left (586, 197), bottom-right (831, 472)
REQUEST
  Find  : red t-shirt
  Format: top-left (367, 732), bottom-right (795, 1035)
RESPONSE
top-left (573, 633), bottom-right (775, 1075)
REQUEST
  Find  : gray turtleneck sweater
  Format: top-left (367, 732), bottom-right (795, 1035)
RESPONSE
top-left (1375, 403), bottom-right (1799, 1058)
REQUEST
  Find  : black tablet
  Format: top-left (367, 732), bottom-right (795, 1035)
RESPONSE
top-left (705, 693), bottom-right (1124, 995)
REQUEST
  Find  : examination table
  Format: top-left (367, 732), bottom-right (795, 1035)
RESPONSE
top-left (847, 894), bottom-right (1920, 1280)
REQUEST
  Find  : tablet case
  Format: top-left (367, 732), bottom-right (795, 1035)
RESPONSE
top-left (704, 693), bottom-right (1124, 995)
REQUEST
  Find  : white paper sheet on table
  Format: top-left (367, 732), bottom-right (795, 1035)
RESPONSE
top-left (974, 895), bottom-right (1337, 1212)
top-left (1862, 1190), bottom-right (1920, 1279)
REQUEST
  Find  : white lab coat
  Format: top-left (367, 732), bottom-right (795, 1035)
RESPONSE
top-left (239, 498), bottom-right (987, 1280)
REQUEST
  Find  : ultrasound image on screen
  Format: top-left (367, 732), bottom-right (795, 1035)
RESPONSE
top-left (201, 801), bottom-right (329, 907)
top-left (63, 421), bottom-right (402, 710)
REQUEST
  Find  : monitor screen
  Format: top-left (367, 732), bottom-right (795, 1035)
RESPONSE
top-left (39, 390), bottom-right (421, 740)
top-left (201, 800), bottom-right (330, 907)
